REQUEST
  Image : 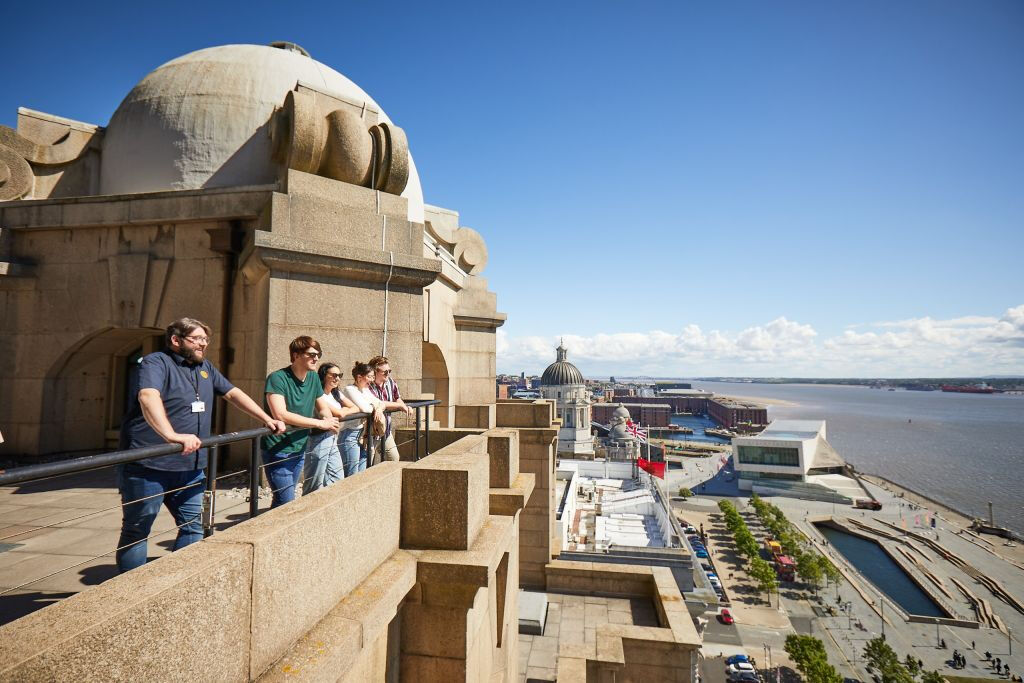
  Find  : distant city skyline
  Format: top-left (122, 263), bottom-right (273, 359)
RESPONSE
top-left (5, 2), bottom-right (1022, 377)
top-left (498, 304), bottom-right (1024, 377)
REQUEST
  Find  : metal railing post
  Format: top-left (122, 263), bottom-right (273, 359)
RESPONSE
top-left (366, 414), bottom-right (374, 467)
top-left (424, 405), bottom-right (430, 458)
top-left (203, 445), bottom-right (218, 537)
top-left (414, 406), bottom-right (421, 461)
top-left (249, 437), bottom-right (260, 519)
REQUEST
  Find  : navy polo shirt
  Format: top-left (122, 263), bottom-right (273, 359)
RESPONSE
top-left (119, 349), bottom-right (234, 471)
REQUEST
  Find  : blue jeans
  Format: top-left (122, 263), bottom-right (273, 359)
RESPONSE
top-left (262, 448), bottom-right (305, 508)
top-left (116, 463), bottom-right (205, 573)
top-left (340, 428), bottom-right (366, 478)
top-left (304, 431), bottom-right (343, 493)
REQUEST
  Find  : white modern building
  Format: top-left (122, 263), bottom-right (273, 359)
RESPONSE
top-left (732, 420), bottom-right (862, 502)
top-left (539, 342), bottom-right (595, 457)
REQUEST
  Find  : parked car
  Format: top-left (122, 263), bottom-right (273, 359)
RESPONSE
top-left (726, 655), bottom-right (750, 665)
top-left (685, 526), bottom-right (698, 534)
top-left (719, 609), bottom-right (734, 625)
top-left (696, 550), bottom-right (709, 558)
top-left (701, 562), bottom-right (713, 571)
top-left (726, 662), bottom-right (755, 675)
top-left (709, 577), bottom-right (722, 587)
top-left (728, 671), bottom-right (762, 683)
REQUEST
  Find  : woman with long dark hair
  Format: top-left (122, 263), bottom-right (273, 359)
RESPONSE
top-left (303, 361), bottom-right (357, 492)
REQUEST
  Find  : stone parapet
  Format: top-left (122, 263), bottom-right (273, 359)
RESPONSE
top-left (401, 435), bottom-right (489, 551)
top-left (0, 433), bottom-right (527, 681)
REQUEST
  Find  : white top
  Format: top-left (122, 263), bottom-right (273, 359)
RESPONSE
top-left (321, 391), bottom-right (343, 414)
top-left (342, 384), bottom-right (382, 430)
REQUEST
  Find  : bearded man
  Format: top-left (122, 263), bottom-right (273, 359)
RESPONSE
top-left (117, 317), bottom-right (285, 572)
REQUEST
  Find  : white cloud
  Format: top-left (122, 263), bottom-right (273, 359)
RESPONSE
top-left (497, 306), bottom-right (1024, 377)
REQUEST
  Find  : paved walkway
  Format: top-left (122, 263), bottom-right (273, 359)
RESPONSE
top-left (0, 467), bottom-right (271, 625)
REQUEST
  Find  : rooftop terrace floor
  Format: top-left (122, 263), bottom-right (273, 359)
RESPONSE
top-left (517, 592), bottom-right (660, 682)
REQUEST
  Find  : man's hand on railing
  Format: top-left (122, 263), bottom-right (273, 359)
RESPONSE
top-left (319, 417), bottom-right (341, 434)
top-left (265, 419), bottom-right (287, 435)
top-left (170, 433), bottom-right (203, 455)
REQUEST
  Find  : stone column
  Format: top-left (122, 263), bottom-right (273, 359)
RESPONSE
top-left (496, 401), bottom-right (558, 590)
top-left (398, 436), bottom-right (519, 681)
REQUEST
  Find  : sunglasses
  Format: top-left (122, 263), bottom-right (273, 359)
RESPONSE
top-left (327, 372), bottom-right (342, 378)
top-left (376, 368), bottom-right (391, 375)
top-left (303, 351), bottom-right (321, 359)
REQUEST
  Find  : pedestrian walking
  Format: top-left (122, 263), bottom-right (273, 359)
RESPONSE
top-left (117, 317), bottom-right (285, 572)
top-left (263, 336), bottom-right (341, 508)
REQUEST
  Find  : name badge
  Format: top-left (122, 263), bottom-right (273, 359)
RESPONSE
top-left (191, 401), bottom-right (206, 414)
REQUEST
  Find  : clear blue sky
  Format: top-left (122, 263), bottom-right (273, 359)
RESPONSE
top-left (6, 1), bottom-right (1023, 376)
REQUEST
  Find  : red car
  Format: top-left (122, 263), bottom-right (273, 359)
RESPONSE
top-left (719, 609), bottom-right (734, 625)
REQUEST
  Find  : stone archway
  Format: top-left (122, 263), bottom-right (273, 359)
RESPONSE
top-left (39, 326), bottom-right (164, 456)
top-left (421, 341), bottom-right (451, 428)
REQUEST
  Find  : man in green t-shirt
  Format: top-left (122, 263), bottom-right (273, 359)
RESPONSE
top-left (262, 336), bottom-right (340, 508)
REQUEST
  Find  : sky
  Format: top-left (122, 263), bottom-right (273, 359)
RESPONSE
top-left (5, 1), bottom-right (1023, 377)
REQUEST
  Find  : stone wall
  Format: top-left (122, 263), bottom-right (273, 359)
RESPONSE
top-left (0, 170), bottom-right (503, 465)
top-left (0, 429), bottom-right (532, 681)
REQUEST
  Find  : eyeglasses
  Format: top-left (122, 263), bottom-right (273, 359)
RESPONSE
top-left (376, 368), bottom-right (391, 375)
top-left (327, 372), bottom-right (342, 379)
top-left (183, 335), bottom-right (209, 345)
top-left (303, 351), bottom-right (321, 359)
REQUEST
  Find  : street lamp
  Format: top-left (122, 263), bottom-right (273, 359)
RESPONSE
top-left (881, 598), bottom-right (885, 640)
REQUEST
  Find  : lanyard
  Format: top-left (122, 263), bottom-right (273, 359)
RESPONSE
top-left (178, 362), bottom-right (201, 400)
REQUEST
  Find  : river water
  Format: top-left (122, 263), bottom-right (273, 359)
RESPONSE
top-left (688, 381), bottom-right (1024, 535)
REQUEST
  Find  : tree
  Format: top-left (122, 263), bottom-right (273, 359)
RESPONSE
top-left (920, 671), bottom-right (943, 683)
top-left (785, 634), bottom-right (843, 683)
top-left (735, 528), bottom-right (759, 559)
top-left (796, 551), bottom-right (824, 593)
top-left (818, 555), bottom-right (842, 586)
top-left (904, 654), bottom-right (920, 677)
top-left (678, 487), bottom-right (693, 498)
top-left (862, 637), bottom-right (914, 683)
top-left (750, 557), bottom-right (779, 605)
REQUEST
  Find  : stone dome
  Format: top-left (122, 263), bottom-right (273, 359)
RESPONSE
top-left (541, 342), bottom-right (584, 386)
top-left (612, 404), bottom-right (630, 420)
top-left (100, 43), bottom-right (425, 223)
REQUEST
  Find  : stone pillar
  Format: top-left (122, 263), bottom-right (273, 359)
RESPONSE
top-left (496, 401), bottom-right (558, 590)
top-left (398, 436), bottom-right (519, 681)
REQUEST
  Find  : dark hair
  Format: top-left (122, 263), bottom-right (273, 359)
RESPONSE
top-left (351, 361), bottom-right (374, 379)
top-left (317, 362), bottom-right (343, 401)
top-left (289, 336), bottom-right (322, 360)
top-left (165, 317), bottom-right (211, 347)
top-left (368, 355), bottom-right (389, 369)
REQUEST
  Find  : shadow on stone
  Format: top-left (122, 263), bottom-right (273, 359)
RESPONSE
top-left (0, 590), bottom-right (75, 626)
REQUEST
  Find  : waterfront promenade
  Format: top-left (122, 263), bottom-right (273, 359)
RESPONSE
top-left (674, 464), bottom-right (1024, 682)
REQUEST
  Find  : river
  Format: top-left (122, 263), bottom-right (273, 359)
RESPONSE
top-left (688, 381), bottom-right (1024, 535)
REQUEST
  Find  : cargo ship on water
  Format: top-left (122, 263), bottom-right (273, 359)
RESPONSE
top-left (941, 383), bottom-right (996, 394)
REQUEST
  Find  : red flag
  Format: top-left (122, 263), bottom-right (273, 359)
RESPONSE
top-left (638, 458), bottom-right (665, 479)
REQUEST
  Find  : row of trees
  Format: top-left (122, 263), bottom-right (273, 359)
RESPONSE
top-left (785, 634), bottom-right (945, 683)
top-left (748, 494), bottom-right (842, 594)
top-left (717, 499), bottom-right (780, 603)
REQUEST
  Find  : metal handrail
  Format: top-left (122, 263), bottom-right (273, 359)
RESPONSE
top-left (0, 399), bottom-right (441, 487)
